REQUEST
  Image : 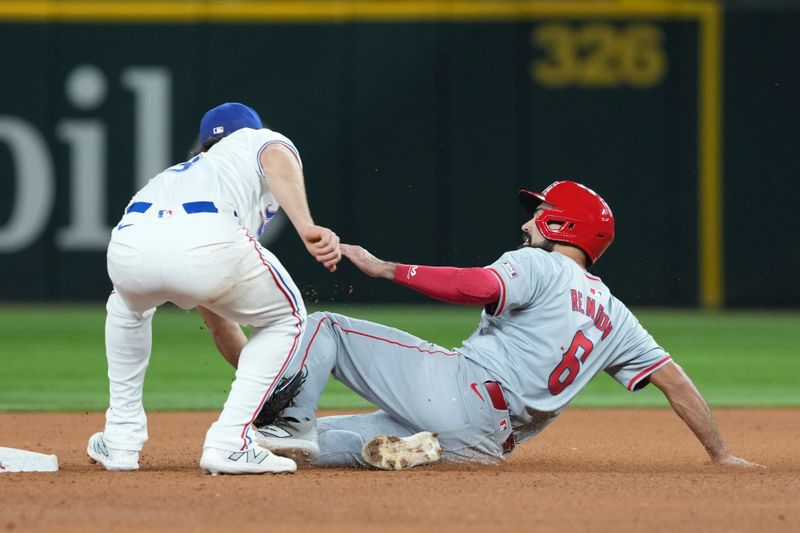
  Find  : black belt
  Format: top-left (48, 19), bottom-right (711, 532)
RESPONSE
top-left (484, 381), bottom-right (516, 454)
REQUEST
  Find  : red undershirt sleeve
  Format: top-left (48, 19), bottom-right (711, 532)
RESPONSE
top-left (393, 264), bottom-right (501, 306)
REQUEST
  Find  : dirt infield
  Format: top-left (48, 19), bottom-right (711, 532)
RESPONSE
top-left (1, 409), bottom-right (797, 532)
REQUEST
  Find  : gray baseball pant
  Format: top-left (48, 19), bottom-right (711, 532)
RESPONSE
top-left (281, 311), bottom-right (514, 467)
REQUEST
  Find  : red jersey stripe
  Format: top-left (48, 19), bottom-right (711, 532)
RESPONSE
top-left (627, 356), bottom-right (673, 391)
top-left (239, 233), bottom-right (305, 450)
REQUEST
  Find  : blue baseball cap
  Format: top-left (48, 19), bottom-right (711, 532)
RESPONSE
top-left (199, 102), bottom-right (262, 142)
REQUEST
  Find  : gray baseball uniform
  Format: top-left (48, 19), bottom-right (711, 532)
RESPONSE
top-left (282, 247), bottom-right (672, 466)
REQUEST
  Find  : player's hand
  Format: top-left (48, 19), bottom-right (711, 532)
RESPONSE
top-left (712, 454), bottom-right (766, 469)
top-left (301, 225), bottom-right (341, 272)
top-left (341, 244), bottom-right (396, 280)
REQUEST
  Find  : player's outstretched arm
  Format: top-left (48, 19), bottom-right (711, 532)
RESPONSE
top-left (342, 244), bottom-right (501, 306)
top-left (648, 362), bottom-right (764, 468)
top-left (260, 143), bottom-right (341, 272)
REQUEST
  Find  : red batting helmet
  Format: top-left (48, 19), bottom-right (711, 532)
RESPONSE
top-left (518, 181), bottom-right (615, 265)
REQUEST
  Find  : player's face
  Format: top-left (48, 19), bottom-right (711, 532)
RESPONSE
top-left (520, 203), bottom-right (554, 250)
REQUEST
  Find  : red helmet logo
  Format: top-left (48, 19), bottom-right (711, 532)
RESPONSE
top-left (518, 181), bottom-right (615, 265)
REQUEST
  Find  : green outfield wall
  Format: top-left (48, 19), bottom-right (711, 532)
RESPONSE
top-left (0, 1), bottom-right (797, 307)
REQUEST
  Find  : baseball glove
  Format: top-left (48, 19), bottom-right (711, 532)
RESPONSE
top-left (252, 366), bottom-right (308, 427)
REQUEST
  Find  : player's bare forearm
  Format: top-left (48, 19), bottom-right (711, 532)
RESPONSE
top-left (341, 244), bottom-right (397, 279)
top-left (649, 363), bottom-right (763, 468)
top-left (650, 363), bottom-right (727, 458)
top-left (260, 144), bottom-right (341, 271)
top-left (197, 306), bottom-right (246, 369)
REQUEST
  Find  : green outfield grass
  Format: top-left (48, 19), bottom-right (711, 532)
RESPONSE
top-left (0, 304), bottom-right (797, 411)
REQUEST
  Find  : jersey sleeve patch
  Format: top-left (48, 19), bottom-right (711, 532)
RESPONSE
top-left (501, 261), bottom-right (519, 279)
top-left (483, 249), bottom-right (549, 314)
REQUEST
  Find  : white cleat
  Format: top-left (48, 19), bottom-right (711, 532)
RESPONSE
top-left (199, 444), bottom-right (297, 475)
top-left (86, 432), bottom-right (140, 472)
top-left (361, 431), bottom-right (444, 471)
top-left (254, 417), bottom-right (319, 466)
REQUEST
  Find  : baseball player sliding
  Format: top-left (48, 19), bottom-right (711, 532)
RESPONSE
top-left (228, 181), bottom-right (761, 470)
top-left (87, 102), bottom-right (340, 475)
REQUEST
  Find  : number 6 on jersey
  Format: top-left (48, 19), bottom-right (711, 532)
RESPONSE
top-left (548, 330), bottom-right (594, 395)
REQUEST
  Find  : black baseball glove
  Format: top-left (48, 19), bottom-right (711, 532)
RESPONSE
top-left (252, 366), bottom-right (308, 427)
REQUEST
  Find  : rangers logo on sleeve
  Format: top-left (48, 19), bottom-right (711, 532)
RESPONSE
top-left (502, 261), bottom-right (519, 279)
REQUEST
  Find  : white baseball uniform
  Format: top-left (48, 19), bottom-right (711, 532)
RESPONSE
top-left (104, 127), bottom-right (307, 453)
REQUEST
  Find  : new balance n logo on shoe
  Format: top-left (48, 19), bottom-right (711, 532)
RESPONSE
top-left (228, 448), bottom-right (270, 465)
top-left (199, 445), bottom-right (297, 475)
top-left (86, 432), bottom-right (140, 472)
top-left (254, 418), bottom-right (320, 466)
top-left (93, 438), bottom-right (109, 458)
top-left (258, 425), bottom-right (293, 438)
